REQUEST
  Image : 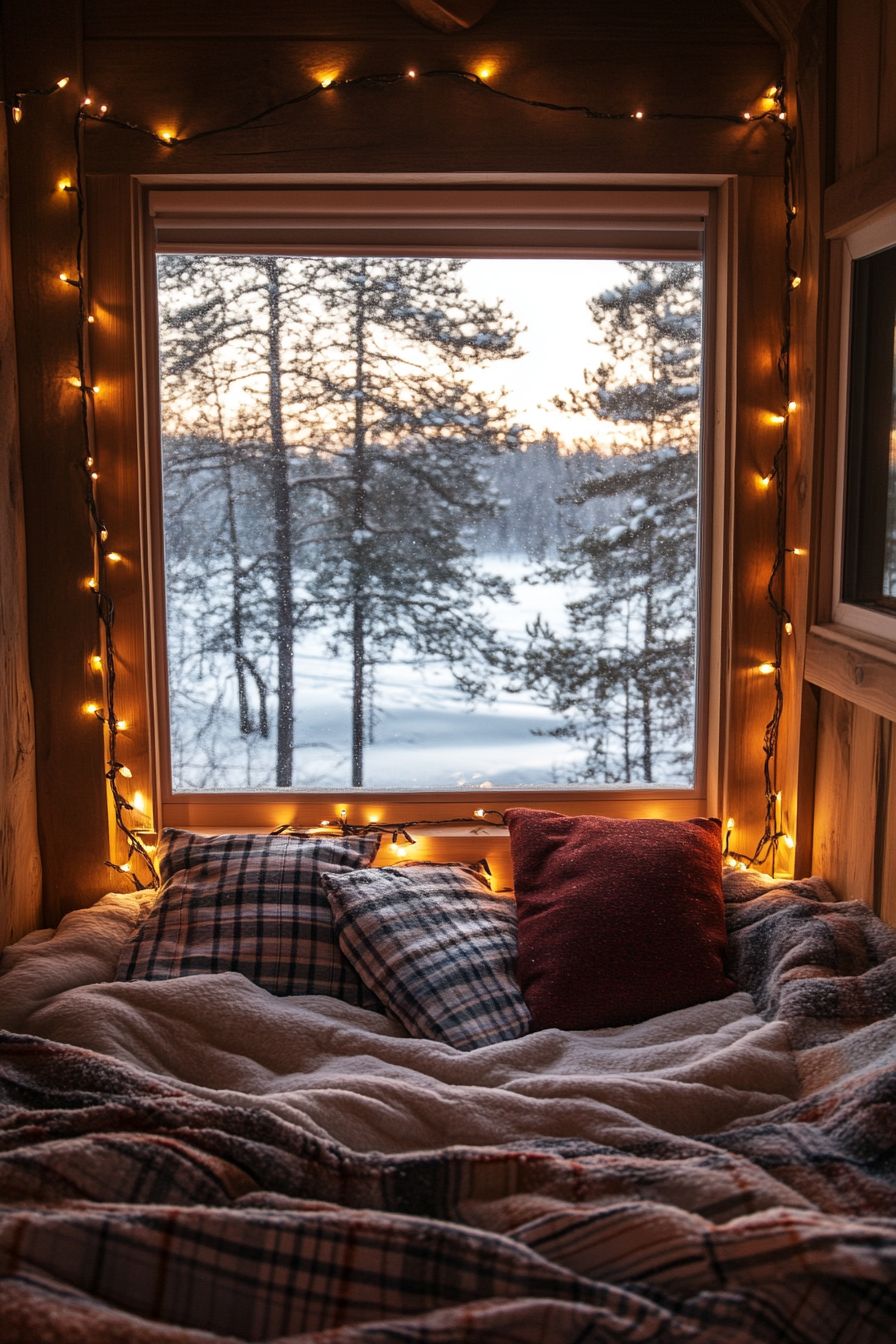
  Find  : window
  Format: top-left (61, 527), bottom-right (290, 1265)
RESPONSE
top-left (834, 203), bottom-right (896, 639)
top-left (140, 184), bottom-right (720, 824)
top-left (842, 244), bottom-right (896, 613)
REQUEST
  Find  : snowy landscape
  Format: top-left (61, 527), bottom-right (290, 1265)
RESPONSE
top-left (158, 255), bottom-right (702, 793)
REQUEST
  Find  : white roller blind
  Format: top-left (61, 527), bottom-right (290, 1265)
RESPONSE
top-left (149, 187), bottom-right (708, 259)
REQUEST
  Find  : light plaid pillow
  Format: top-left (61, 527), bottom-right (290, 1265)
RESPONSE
top-left (116, 830), bottom-right (384, 1008)
top-left (322, 865), bottom-right (531, 1050)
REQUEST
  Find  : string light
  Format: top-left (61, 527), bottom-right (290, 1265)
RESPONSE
top-left (106, 551), bottom-right (122, 562)
top-left (32, 71), bottom-right (790, 891)
top-left (784, 621), bottom-right (793, 635)
top-left (758, 662), bottom-right (776, 675)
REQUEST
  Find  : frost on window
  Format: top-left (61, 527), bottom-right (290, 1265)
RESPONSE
top-left (157, 255), bottom-right (702, 792)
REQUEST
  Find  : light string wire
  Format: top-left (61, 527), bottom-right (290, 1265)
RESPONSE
top-left (13, 68), bottom-right (793, 886)
top-left (725, 99), bottom-right (798, 876)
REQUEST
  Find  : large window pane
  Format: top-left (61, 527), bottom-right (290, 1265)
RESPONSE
top-left (157, 255), bottom-right (703, 792)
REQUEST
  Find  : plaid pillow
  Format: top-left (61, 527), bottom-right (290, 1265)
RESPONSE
top-left (321, 865), bottom-right (531, 1050)
top-left (116, 830), bottom-right (384, 1008)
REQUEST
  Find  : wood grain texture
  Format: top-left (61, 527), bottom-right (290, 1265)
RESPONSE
top-left (879, 0), bottom-right (896, 153)
top-left (812, 689), bottom-right (893, 910)
top-left (824, 142), bottom-right (896, 236)
top-left (80, 39), bottom-right (784, 179)
top-left (812, 692), bottom-right (876, 903)
top-left (82, 0), bottom-right (775, 45)
top-left (3, 1), bottom-right (113, 922)
top-left (805, 624), bottom-right (896, 722)
top-left (723, 176), bottom-right (789, 870)
top-left (86, 176), bottom-right (154, 881)
top-left (780, 1), bottom-right (829, 878)
top-left (738, 0), bottom-right (812, 41)
top-left (836, 0), bottom-right (882, 177)
top-left (0, 54), bottom-right (42, 950)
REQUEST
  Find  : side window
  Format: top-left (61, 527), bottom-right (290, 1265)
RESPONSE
top-left (842, 243), bottom-right (896, 616)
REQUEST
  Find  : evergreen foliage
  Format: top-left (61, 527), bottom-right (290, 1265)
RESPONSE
top-left (516, 262), bottom-right (702, 784)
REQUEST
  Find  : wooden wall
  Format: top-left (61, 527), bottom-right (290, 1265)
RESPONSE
top-left (802, 0), bottom-right (896, 924)
top-left (1, 0), bottom-right (823, 926)
top-left (0, 42), bottom-right (41, 950)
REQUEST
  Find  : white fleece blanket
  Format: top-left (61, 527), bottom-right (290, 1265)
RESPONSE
top-left (0, 892), bottom-right (799, 1153)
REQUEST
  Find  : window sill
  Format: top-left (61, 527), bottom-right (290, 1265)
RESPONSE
top-left (805, 623), bottom-right (896, 722)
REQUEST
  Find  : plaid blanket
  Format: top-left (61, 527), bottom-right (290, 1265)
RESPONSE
top-left (2, 873), bottom-right (896, 1342)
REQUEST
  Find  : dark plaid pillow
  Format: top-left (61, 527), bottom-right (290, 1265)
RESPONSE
top-left (322, 865), bottom-right (531, 1050)
top-left (116, 830), bottom-right (384, 1008)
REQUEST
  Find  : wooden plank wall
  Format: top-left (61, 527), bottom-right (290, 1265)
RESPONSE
top-left (806, 0), bottom-right (896, 924)
top-left (0, 38), bottom-right (41, 950)
top-left (2, 0), bottom-right (803, 925)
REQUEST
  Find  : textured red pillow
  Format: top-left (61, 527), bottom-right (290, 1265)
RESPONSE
top-left (506, 809), bottom-right (733, 1030)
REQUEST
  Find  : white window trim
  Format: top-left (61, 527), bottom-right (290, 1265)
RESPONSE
top-left (133, 173), bottom-right (732, 834)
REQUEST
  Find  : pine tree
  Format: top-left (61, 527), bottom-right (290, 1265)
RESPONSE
top-left (158, 255), bottom-right (319, 786)
top-left (158, 254), bottom-right (524, 789)
top-left (293, 256), bottom-right (523, 787)
top-left (518, 261), bottom-right (702, 784)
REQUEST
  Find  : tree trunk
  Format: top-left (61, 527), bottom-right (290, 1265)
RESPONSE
top-left (265, 259), bottom-right (294, 788)
top-left (641, 580), bottom-right (654, 784)
top-left (350, 265), bottom-right (368, 787)
top-left (223, 457), bottom-right (250, 735)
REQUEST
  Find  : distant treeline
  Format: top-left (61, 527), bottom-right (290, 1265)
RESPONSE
top-left (475, 435), bottom-right (625, 558)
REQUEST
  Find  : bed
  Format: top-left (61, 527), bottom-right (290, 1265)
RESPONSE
top-left (1, 851), bottom-right (895, 1342)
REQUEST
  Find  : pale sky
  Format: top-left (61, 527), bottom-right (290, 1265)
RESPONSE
top-left (461, 257), bottom-right (629, 448)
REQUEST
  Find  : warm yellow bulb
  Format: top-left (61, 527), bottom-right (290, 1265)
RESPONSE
top-left (320, 77), bottom-right (332, 88)
top-left (769, 413), bottom-right (785, 424)
top-left (394, 846), bottom-right (407, 857)
top-left (92, 385), bottom-right (100, 394)
top-left (119, 766), bottom-right (132, 779)
top-left (320, 819), bottom-right (330, 826)
top-left (57, 77), bottom-right (70, 89)
top-left (778, 111), bottom-right (786, 120)
top-left (478, 68), bottom-right (491, 80)
top-left (758, 473), bottom-right (771, 488)
top-left (368, 814), bottom-right (380, 824)
top-left (106, 552), bottom-right (122, 562)
top-left (743, 111), bottom-right (752, 120)
top-left (784, 621), bottom-right (793, 635)
top-left (159, 130), bottom-right (173, 142)
top-left (99, 104), bottom-right (107, 114)
top-left (12, 106), bottom-right (22, 123)
top-left (758, 662), bottom-right (775, 675)
top-left (788, 400), bottom-right (797, 412)
top-left (59, 272), bottom-right (68, 282)
top-left (766, 86), bottom-right (778, 98)
top-left (736, 861), bottom-right (747, 871)
top-left (726, 817), bottom-right (735, 831)
top-left (791, 546), bottom-right (805, 556)
top-left (407, 70), bottom-right (416, 78)
top-left (634, 111), bottom-right (644, 119)
top-left (116, 719), bottom-right (127, 730)
top-left (133, 791), bottom-right (146, 813)
top-left (790, 275), bottom-right (801, 289)
top-left (86, 577), bottom-right (97, 590)
top-left (725, 856), bottom-right (737, 868)
top-left (90, 654), bottom-right (103, 672)
top-left (783, 834), bottom-right (795, 849)
top-left (87, 314), bottom-right (95, 323)
top-left (120, 862), bottom-right (131, 872)
top-left (58, 179), bottom-right (71, 192)
top-left (83, 702), bottom-right (99, 715)
top-left (82, 97), bottom-right (91, 106)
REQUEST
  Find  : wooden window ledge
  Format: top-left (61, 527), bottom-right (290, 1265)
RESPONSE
top-left (805, 623), bottom-right (896, 722)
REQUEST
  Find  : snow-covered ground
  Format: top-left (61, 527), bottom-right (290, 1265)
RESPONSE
top-left (167, 556), bottom-right (602, 793)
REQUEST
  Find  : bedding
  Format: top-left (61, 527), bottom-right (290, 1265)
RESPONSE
top-left (116, 830), bottom-right (384, 1010)
top-left (507, 809), bottom-right (733, 1029)
top-left (322, 863), bottom-right (531, 1049)
top-left (0, 868), bottom-right (895, 1341)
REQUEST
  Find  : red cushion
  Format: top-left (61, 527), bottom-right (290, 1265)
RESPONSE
top-left (506, 809), bottom-right (734, 1030)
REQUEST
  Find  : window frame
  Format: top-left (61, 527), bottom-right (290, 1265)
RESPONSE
top-left (832, 202), bottom-right (896, 642)
top-left (131, 174), bottom-right (730, 841)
